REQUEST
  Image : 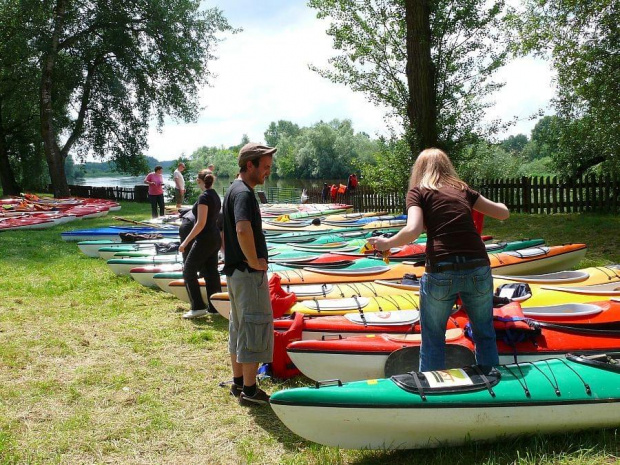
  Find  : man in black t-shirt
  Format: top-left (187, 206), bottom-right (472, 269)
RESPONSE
top-left (222, 143), bottom-right (275, 406)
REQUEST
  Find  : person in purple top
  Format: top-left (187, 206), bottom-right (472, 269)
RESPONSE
top-left (144, 165), bottom-right (165, 218)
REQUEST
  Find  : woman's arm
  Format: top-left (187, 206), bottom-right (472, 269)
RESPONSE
top-left (179, 204), bottom-right (208, 253)
top-left (367, 205), bottom-right (424, 252)
top-left (473, 195), bottom-right (510, 220)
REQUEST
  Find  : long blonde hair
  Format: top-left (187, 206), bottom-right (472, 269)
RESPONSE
top-left (408, 148), bottom-right (467, 191)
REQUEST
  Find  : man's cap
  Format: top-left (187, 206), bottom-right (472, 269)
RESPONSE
top-left (238, 143), bottom-right (277, 167)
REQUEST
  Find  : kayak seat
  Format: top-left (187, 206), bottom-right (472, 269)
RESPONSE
top-left (391, 364), bottom-right (501, 399)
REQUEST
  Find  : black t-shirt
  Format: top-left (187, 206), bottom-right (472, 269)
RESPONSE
top-left (406, 185), bottom-right (488, 265)
top-left (222, 179), bottom-right (268, 275)
top-left (191, 188), bottom-right (221, 241)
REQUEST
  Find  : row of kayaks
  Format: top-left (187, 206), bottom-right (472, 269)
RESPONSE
top-left (1, 195), bottom-right (119, 231)
top-left (65, 212), bottom-right (620, 450)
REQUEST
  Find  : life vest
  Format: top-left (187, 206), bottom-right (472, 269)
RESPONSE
top-left (269, 273), bottom-right (297, 319)
top-left (270, 312), bottom-right (304, 379)
top-left (338, 184), bottom-right (347, 194)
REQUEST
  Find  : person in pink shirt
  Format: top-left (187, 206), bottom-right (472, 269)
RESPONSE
top-left (144, 165), bottom-right (165, 218)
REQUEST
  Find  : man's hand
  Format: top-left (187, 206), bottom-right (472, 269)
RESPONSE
top-left (247, 257), bottom-right (268, 271)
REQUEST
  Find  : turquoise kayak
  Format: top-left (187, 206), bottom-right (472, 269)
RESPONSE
top-left (270, 353), bottom-right (620, 449)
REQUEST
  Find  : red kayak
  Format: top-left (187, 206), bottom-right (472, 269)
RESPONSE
top-left (286, 303), bottom-right (620, 382)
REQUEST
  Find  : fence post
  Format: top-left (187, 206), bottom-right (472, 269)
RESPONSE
top-left (521, 177), bottom-right (530, 214)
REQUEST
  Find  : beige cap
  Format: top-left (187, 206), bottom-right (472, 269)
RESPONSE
top-left (238, 143), bottom-right (277, 168)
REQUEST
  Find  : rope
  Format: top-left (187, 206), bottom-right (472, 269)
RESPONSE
top-left (502, 363), bottom-right (531, 398)
top-left (557, 359), bottom-right (592, 395)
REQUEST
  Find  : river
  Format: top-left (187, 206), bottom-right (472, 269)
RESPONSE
top-left (74, 176), bottom-right (345, 192)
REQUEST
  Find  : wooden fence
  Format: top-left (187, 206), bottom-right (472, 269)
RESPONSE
top-left (67, 184), bottom-right (147, 202)
top-left (305, 175), bottom-right (620, 214)
top-left (69, 175), bottom-right (619, 214)
top-left (471, 175), bottom-right (619, 214)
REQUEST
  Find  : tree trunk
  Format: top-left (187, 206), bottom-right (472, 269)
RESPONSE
top-left (40, 0), bottom-right (70, 198)
top-left (0, 137), bottom-right (22, 196)
top-left (0, 102), bottom-right (22, 195)
top-left (404, 0), bottom-right (437, 156)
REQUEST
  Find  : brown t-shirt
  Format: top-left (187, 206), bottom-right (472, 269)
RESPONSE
top-left (406, 185), bottom-right (488, 265)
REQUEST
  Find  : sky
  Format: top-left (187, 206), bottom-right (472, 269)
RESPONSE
top-left (146, 1), bottom-right (556, 161)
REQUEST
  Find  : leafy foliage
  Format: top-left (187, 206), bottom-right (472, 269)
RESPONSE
top-left (268, 119), bottom-right (379, 179)
top-left (7, 0), bottom-right (235, 196)
top-left (514, 0), bottom-right (619, 176)
top-left (308, 0), bottom-right (511, 165)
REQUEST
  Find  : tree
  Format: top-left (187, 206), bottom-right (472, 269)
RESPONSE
top-left (515, 0), bottom-right (619, 176)
top-left (500, 134), bottom-right (528, 154)
top-left (309, 0), bottom-right (510, 175)
top-left (264, 120), bottom-right (301, 147)
top-left (24, 0), bottom-right (234, 197)
top-left (262, 119), bottom-right (379, 179)
top-left (0, 0), bottom-right (41, 195)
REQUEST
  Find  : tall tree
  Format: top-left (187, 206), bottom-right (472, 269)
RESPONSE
top-left (309, 0), bottom-right (509, 168)
top-left (28, 0), bottom-right (233, 197)
top-left (0, 1), bottom-right (41, 195)
top-left (515, 0), bottom-right (619, 176)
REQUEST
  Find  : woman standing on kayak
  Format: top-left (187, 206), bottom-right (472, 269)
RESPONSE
top-left (178, 170), bottom-right (222, 319)
top-left (368, 148), bottom-right (509, 371)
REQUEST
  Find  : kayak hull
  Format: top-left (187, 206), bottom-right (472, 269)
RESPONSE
top-left (271, 355), bottom-right (620, 449)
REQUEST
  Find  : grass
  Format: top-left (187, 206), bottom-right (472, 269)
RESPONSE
top-left (0, 201), bottom-right (619, 464)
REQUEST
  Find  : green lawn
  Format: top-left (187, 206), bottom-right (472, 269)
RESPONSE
top-left (0, 202), bottom-right (619, 464)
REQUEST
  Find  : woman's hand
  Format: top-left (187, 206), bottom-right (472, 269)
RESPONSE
top-left (367, 236), bottom-right (390, 252)
top-left (179, 242), bottom-right (187, 253)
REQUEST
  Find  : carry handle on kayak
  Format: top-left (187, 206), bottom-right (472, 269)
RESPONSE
top-left (315, 379), bottom-right (343, 389)
top-left (321, 334), bottom-right (343, 341)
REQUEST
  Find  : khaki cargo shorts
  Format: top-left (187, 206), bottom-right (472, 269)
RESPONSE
top-left (227, 269), bottom-right (274, 363)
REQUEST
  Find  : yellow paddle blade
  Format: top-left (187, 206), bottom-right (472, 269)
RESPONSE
top-left (382, 250), bottom-right (390, 264)
top-left (276, 214), bottom-right (290, 222)
top-left (359, 241), bottom-right (374, 254)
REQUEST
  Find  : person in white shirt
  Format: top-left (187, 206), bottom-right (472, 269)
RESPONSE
top-left (173, 162), bottom-right (186, 209)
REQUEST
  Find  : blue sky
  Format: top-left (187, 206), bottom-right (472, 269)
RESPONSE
top-left (146, 2), bottom-right (555, 161)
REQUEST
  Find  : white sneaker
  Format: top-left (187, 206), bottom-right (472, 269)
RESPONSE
top-left (182, 309), bottom-right (208, 319)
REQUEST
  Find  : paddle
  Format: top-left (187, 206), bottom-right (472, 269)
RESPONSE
top-left (113, 216), bottom-right (160, 228)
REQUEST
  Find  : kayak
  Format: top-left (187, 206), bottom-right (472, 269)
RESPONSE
top-left (265, 229), bottom-right (406, 244)
top-left (209, 263), bottom-right (613, 320)
top-left (77, 238), bottom-right (179, 258)
top-left (272, 244), bottom-right (587, 286)
top-left (107, 255), bottom-right (182, 276)
top-left (286, 301), bottom-right (620, 381)
top-left (270, 352), bottom-right (620, 450)
top-left (128, 264), bottom-right (184, 288)
top-left (262, 218), bottom-right (407, 233)
top-left (61, 226), bottom-right (179, 242)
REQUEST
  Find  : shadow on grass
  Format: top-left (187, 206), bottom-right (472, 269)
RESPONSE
top-left (245, 401), bottom-right (315, 453)
top-left (343, 428), bottom-right (620, 465)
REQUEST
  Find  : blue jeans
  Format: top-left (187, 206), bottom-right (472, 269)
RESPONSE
top-left (419, 260), bottom-right (498, 371)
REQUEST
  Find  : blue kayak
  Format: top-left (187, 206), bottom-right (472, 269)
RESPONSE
top-left (61, 226), bottom-right (179, 242)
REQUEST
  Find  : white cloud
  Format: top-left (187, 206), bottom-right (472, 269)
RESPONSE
top-left (483, 56), bottom-right (557, 138)
top-left (147, 5), bottom-right (556, 161)
top-left (147, 12), bottom-right (390, 160)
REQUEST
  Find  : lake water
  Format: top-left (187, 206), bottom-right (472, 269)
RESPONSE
top-left (75, 176), bottom-right (344, 192)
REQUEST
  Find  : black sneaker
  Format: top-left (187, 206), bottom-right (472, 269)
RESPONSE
top-left (239, 388), bottom-right (270, 406)
top-left (230, 384), bottom-right (243, 398)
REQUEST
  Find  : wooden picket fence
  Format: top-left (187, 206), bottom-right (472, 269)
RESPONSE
top-left (471, 175), bottom-right (620, 214)
top-left (67, 184), bottom-right (145, 202)
top-left (305, 175), bottom-right (620, 214)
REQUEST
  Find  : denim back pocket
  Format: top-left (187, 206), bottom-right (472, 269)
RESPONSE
top-left (423, 273), bottom-right (453, 301)
top-left (472, 267), bottom-right (493, 295)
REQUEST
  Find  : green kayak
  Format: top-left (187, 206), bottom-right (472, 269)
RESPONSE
top-left (271, 353), bottom-right (620, 449)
